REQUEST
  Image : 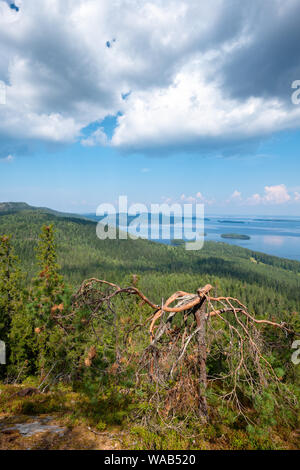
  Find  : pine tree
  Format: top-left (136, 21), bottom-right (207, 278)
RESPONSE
top-left (29, 225), bottom-right (69, 375)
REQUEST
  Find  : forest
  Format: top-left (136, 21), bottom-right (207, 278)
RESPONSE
top-left (0, 204), bottom-right (299, 450)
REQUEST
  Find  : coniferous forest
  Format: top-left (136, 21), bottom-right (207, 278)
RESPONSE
top-left (2, 0), bottom-right (300, 456)
top-left (0, 204), bottom-right (299, 450)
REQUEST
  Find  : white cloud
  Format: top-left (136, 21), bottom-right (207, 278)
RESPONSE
top-left (180, 194), bottom-right (196, 203)
top-left (1, 0), bottom-right (300, 155)
top-left (294, 192), bottom-right (300, 201)
top-left (111, 61), bottom-right (300, 152)
top-left (247, 184), bottom-right (291, 205)
top-left (247, 193), bottom-right (262, 206)
top-left (181, 192), bottom-right (214, 205)
top-left (264, 184), bottom-right (291, 204)
top-left (227, 190), bottom-right (242, 203)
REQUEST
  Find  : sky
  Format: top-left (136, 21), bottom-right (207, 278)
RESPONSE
top-left (0, 0), bottom-right (300, 215)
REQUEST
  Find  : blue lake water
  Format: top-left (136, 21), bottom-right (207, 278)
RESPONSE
top-left (202, 216), bottom-right (300, 261)
top-left (84, 213), bottom-right (300, 262)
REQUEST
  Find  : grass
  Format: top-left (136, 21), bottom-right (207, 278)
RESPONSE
top-left (0, 382), bottom-right (298, 450)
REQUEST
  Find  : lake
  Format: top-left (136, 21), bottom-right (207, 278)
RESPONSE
top-left (84, 213), bottom-right (300, 262)
top-left (202, 216), bottom-right (300, 261)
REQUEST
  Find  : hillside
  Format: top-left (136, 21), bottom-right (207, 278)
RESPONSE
top-left (0, 201), bottom-right (89, 220)
top-left (0, 203), bottom-right (299, 451)
top-left (0, 203), bottom-right (299, 319)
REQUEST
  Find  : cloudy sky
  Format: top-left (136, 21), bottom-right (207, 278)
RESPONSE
top-left (0, 0), bottom-right (300, 214)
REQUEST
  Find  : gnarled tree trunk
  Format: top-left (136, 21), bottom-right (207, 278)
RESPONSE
top-left (194, 295), bottom-right (208, 422)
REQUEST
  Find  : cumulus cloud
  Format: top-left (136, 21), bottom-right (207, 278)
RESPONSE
top-left (247, 193), bottom-right (262, 206)
top-left (180, 194), bottom-right (196, 203)
top-left (226, 190), bottom-right (242, 204)
top-left (180, 192), bottom-right (214, 205)
top-left (247, 184), bottom-right (291, 205)
top-left (111, 60), bottom-right (300, 153)
top-left (1, 0), bottom-right (300, 155)
top-left (161, 185), bottom-right (294, 207)
top-left (264, 184), bottom-right (291, 204)
top-left (294, 192), bottom-right (300, 201)
top-left (231, 190), bottom-right (242, 200)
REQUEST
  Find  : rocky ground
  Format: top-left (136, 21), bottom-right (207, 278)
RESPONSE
top-left (0, 414), bottom-right (124, 450)
top-left (0, 384), bottom-right (125, 450)
top-left (1, 384), bottom-right (298, 450)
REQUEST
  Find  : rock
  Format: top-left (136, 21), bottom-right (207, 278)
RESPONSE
top-left (1, 418), bottom-right (66, 438)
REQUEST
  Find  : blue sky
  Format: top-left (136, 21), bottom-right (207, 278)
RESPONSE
top-left (0, 1), bottom-right (300, 216)
top-left (1, 129), bottom-right (300, 216)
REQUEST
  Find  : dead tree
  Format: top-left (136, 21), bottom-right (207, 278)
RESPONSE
top-left (68, 278), bottom-right (299, 424)
top-left (194, 291), bottom-right (209, 421)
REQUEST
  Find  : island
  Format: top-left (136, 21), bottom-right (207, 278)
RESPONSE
top-left (218, 220), bottom-right (245, 224)
top-left (221, 233), bottom-right (251, 240)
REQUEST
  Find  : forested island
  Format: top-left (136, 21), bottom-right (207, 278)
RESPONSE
top-left (218, 220), bottom-right (245, 224)
top-left (221, 233), bottom-right (251, 240)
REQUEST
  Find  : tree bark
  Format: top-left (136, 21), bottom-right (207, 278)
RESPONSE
top-left (194, 298), bottom-right (208, 422)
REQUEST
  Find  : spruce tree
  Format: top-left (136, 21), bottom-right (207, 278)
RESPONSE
top-left (35, 224), bottom-right (64, 300)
